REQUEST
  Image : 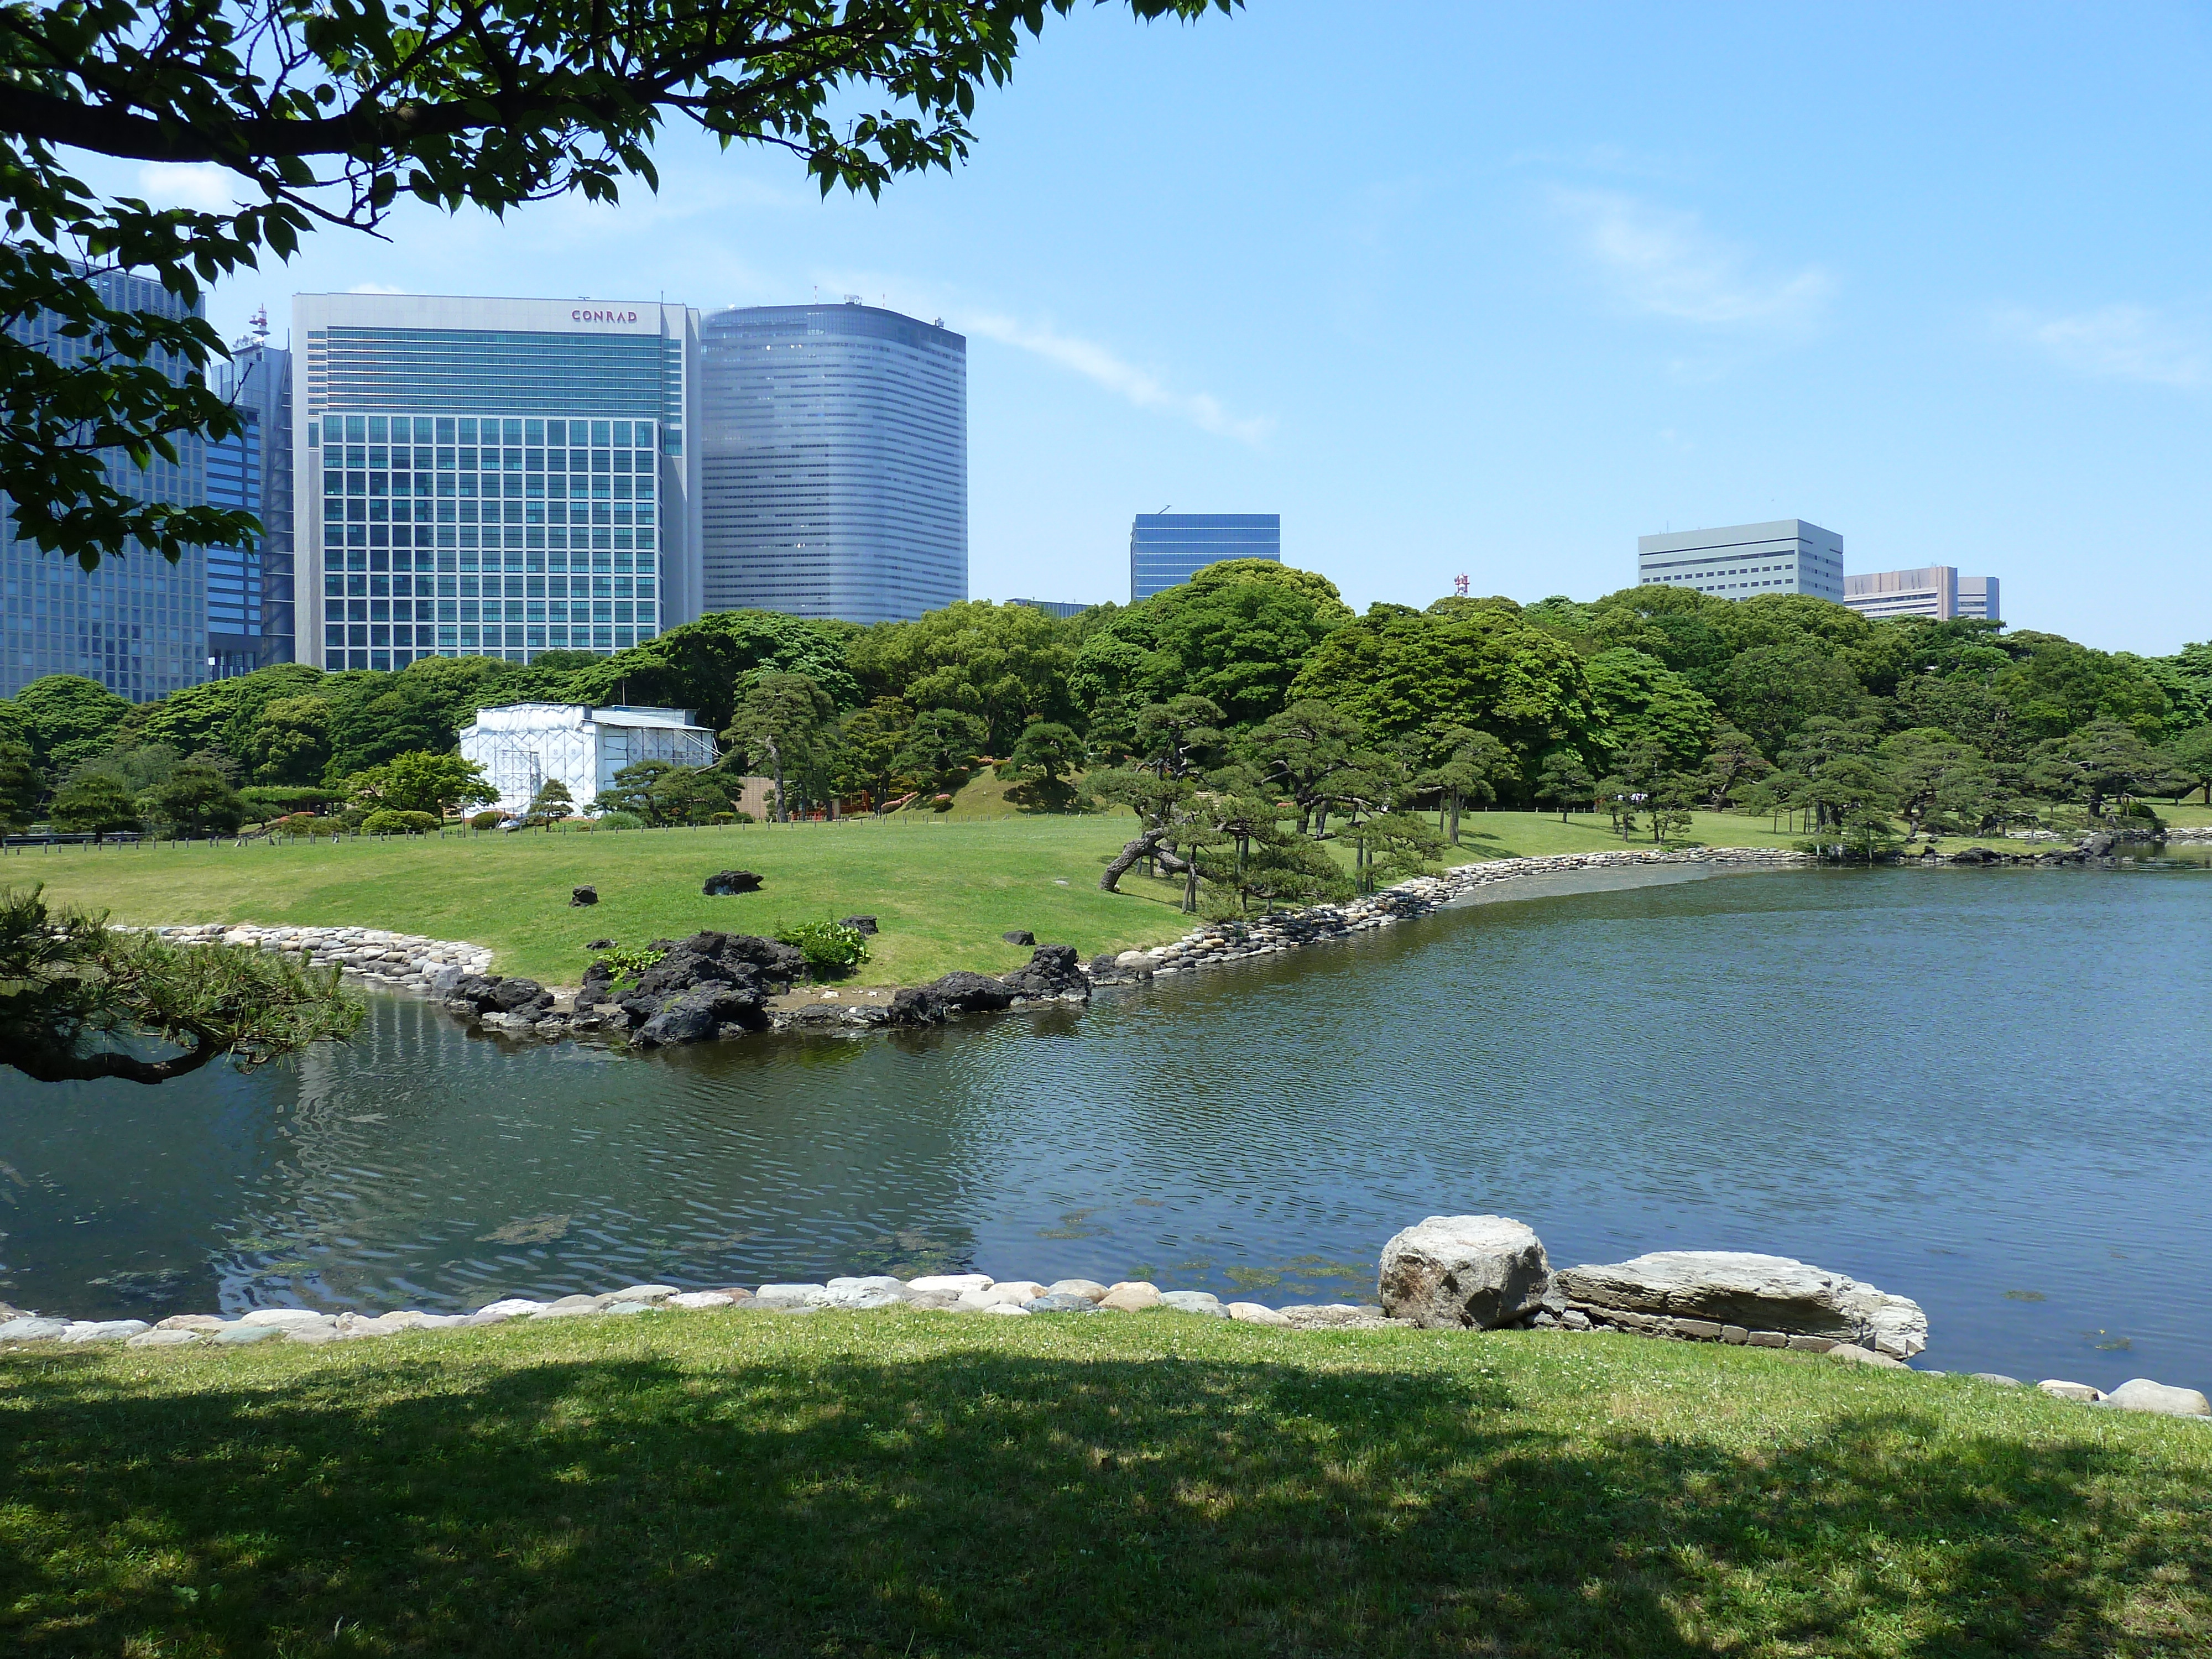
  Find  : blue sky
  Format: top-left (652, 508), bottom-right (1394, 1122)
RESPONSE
top-left (103, 1), bottom-right (2212, 653)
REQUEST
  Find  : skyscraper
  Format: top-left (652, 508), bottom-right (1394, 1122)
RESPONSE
top-left (202, 397), bottom-right (263, 676)
top-left (1128, 513), bottom-right (1280, 603)
top-left (1841, 566), bottom-right (2004, 623)
top-left (1636, 519), bottom-right (1845, 602)
top-left (293, 293), bottom-right (701, 671)
top-left (1, 268), bottom-right (210, 700)
top-left (699, 301), bottom-right (966, 623)
top-left (213, 315), bottom-right (295, 667)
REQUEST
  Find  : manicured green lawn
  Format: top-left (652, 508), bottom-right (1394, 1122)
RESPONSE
top-left (3, 813), bottom-right (1206, 986)
top-left (2, 1311), bottom-right (2205, 1657)
top-left (8, 799), bottom-right (2099, 988)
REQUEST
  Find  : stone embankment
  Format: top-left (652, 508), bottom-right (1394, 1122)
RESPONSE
top-left (140, 846), bottom-right (1811, 1046)
top-left (145, 923), bottom-right (493, 993)
top-left (1098, 846), bottom-right (1809, 986)
top-left (6, 1211), bottom-right (2206, 1423)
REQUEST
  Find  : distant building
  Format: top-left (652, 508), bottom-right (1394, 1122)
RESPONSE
top-left (457, 702), bottom-right (717, 816)
top-left (1129, 513), bottom-right (1280, 603)
top-left (698, 301), bottom-right (966, 624)
top-left (203, 397), bottom-right (264, 677)
top-left (1636, 519), bottom-right (1845, 603)
top-left (214, 320), bottom-right (294, 667)
top-left (1840, 566), bottom-right (2002, 623)
top-left (1008, 598), bottom-right (1094, 618)
top-left (1, 267), bottom-right (211, 700)
top-left (294, 291), bottom-right (702, 673)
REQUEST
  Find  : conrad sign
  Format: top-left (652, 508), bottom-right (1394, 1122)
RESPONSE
top-left (572, 307), bottom-right (642, 325)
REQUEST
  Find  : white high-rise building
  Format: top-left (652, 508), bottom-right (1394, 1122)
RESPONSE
top-left (294, 293), bottom-right (702, 671)
top-left (1636, 519), bottom-right (1845, 602)
top-left (1841, 566), bottom-right (2003, 623)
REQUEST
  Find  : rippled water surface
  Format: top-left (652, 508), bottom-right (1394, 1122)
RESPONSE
top-left (6, 858), bottom-right (2209, 1387)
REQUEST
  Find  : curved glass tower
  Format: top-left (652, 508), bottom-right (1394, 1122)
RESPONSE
top-left (700, 302), bottom-right (965, 623)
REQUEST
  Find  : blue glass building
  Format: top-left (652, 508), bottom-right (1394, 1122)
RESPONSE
top-left (700, 302), bottom-right (965, 624)
top-left (293, 293), bottom-right (701, 671)
top-left (211, 325), bottom-right (294, 667)
top-left (1, 268), bottom-right (210, 699)
top-left (1129, 513), bottom-right (1280, 603)
top-left (204, 400), bottom-right (263, 676)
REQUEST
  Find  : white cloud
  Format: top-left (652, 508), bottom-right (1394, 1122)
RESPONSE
top-left (954, 309), bottom-right (1274, 445)
top-left (1550, 187), bottom-right (1835, 329)
top-left (134, 163), bottom-right (238, 213)
top-left (1995, 302), bottom-right (2206, 389)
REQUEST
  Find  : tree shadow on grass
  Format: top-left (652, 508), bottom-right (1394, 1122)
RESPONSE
top-left (1, 1346), bottom-right (2205, 1658)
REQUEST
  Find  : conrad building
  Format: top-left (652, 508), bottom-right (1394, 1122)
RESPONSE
top-left (1636, 519), bottom-right (1846, 602)
top-left (293, 292), bottom-right (702, 671)
top-left (699, 301), bottom-right (966, 623)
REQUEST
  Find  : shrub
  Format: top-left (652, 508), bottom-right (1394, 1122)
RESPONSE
top-left (593, 810), bottom-right (646, 830)
top-left (469, 810), bottom-right (504, 831)
top-left (361, 809), bottom-right (439, 837)
top-left (775, 919), bottom-right (870, 978)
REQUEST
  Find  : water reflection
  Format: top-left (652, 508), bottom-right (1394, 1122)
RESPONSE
top-left (2, 859), bottom-right (2207, 1389)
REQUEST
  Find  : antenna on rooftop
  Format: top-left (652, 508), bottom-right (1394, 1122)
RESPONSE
top-left (1157, 504), bottom-right (1171, 515)
top-left (1454, 573), bottom-right (1470, 597)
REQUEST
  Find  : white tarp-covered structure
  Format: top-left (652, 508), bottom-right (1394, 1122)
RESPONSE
top-left (458, 703), bottom-right (718, 815)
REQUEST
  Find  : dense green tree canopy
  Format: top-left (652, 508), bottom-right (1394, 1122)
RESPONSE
top-left (1288, 603), bottom-right (1597, 773)
top-left (849, 601), bottom-right (1072, 753)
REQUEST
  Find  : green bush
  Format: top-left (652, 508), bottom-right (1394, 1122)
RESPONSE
top-left (775, 919), bottom-right (871, 978)
top-left (361, 809), bottom-right (438, 837)
top-left (469, 810), bottom-right (504, 831)
top-left (592, 810), bottom-right (646, 830)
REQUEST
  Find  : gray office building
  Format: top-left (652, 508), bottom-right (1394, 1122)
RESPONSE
top-left (699, 301), bottom-right (966, 624)
top-left (1636, 519), bottom-right (1845, 602)
top-left (1, 268), bottom-right (210, 700)
top-left (1841, 566), bottom-right (2002, 624)
top-left (1129, 513), bottom-right (1280, 603)
top-left (293, 291), bottom-right (702, 671)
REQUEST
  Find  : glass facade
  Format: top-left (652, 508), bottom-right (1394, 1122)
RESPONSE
top-left (1, 269), bottom-right (209, 700)
top-left (1128, 513), bottom-right (1281, 603)
top-left (311, 413), bottom-right (661, 670)
top-left (204, 403), bottom-right (264, 675)
top-left (216, 338), bottom-right (294, 666)
top-left (700, 303), bottom-right (966, 624)
top-left (295, 295), bottom-right (697, 670)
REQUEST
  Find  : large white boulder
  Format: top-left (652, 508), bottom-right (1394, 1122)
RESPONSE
top-left (1556, 1251), bottom-right (1928, 1358)
top-left (2099, 1378), bottom-right (2211, 1418)
top-left (1377, 1215), bottom-right (1550, 1329)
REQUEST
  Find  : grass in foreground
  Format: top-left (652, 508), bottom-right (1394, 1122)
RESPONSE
top-left (1, 1311), bottom-right (2206, 1657)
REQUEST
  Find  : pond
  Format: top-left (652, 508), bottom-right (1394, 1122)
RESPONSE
top-left (4, 855), bottom-right (2208, 1389)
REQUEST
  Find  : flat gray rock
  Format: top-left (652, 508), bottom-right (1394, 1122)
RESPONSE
top-left (1557, 1251), bottom-right (1928, 1358)
top-left (127, 1328), bottom-right (203, 1347)
top-left (0, 1317), bottom-right (69, 1340)
top-left (213, 1324), bottom-right (280, 1345)
top-left (818, 1277), bottom-right (908, 1311)
top-left (1159, 1291), bottom-right (1229, 1318)
top-left (1378, 1214), bottom-right (1550, 1329)
top-left (1025, 1293), bottom-right (1103, 1314)
top-left (1971, 1373), bottom-right (2023, 1387)
top-left (753, 1284), bottom-right (830, 1309)
top-left (2098, 1378), bottom-right (2212, 1418)
top-left (59, 1319), bottom-right (151, 1343)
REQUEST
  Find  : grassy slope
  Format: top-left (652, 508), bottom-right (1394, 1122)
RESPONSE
top-left (9, 796), bottom-right (2143, 986)
top-left (2, 1311), bottom-right (2206, 1658)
